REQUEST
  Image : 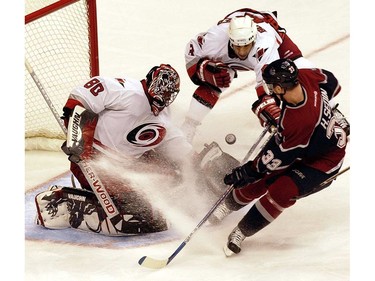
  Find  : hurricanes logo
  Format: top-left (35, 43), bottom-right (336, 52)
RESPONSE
top-left (253, 47), bottom-right (268, 62)
top-left (126, 123), bottom-right (166, 147)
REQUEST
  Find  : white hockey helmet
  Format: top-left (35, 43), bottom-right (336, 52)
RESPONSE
top-left (228, 15), bottom-right (257, 46)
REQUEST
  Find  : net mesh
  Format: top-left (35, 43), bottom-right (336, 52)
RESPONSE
top-left (25, 0), bottom-right (96, 150)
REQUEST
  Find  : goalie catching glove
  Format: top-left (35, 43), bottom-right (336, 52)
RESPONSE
top-left (224, 161), bottom-right (262, 188)
top-left (197, 59), bottom-right (232, 90)
top-left (61, 105), bottom-right (98, 163)
top-left (252, 95), bottom-right (281, 128)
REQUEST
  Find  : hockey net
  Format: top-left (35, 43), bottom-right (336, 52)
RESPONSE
top-left (25, 0), bottom-right (99, 151)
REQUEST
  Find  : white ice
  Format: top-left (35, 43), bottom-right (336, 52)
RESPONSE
top-left (11, 0), bottom-right (373, 280)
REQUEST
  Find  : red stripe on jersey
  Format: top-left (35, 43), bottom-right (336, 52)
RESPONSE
top-left (64, 98), bottom-right (84, 111)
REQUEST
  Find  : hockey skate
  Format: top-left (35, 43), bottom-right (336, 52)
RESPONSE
top-left (208, 202), bottom-right (233, 225)
top-left (223, 226), bottom-right (246, 256)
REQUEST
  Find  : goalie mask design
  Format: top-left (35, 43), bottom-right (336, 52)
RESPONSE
top-left (146, 64), bottom-right (180, 116)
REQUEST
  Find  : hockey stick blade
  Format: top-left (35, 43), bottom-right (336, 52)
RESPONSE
top-left (138, 256), bottom-right (169, 269)
top-left (138, 242), bottom-right (186, 269)
top-left (138, 187), bottom-right (235, 269)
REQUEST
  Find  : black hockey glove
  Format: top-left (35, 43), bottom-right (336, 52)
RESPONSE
top-left (224, 161), bottom-right (262, 188)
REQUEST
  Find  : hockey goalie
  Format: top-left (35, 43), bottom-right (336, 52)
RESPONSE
top-left (34, 64), bottom-right (240, 236)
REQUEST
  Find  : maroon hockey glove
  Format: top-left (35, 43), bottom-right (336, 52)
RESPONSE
top-left (224, 161), bottom-right (262, 188)
top-left (197, 60), bottom-right (231, 89)
top-left (252, 95), bottom-right (281, 127)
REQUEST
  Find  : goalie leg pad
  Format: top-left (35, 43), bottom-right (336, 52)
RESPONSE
top-left (196, 142), bottom-right (240, 198)
top-left (35, 185), bottom-right (71, 229)
top-left (35, 186), bottom-right (168, 236)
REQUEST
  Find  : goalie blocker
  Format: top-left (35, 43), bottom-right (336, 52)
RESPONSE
top-left (35, 186), bottom-right (168, 236)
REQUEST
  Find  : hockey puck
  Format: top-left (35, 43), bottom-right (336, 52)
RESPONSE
top-left (225, 133), bottom-right (236, 145)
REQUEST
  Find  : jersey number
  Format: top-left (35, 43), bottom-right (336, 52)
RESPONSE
top-left (84, 78), bottom-right (104, 96)
top-left (261, 150), bottom-right (282, 171)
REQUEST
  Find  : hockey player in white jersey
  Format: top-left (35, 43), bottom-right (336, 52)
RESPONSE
top-left (35, 64), bottom-right (194, 235)
top-left (181, 8), bottom-right (314, 142)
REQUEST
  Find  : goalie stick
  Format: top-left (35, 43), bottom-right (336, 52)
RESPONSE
top-left (138, 126), bottom-right (276, 269)
top-left (25, 59), bottom-right (123, 227)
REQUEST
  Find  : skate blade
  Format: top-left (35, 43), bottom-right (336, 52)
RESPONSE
top-left (223, 244), bottom-right (235, 257)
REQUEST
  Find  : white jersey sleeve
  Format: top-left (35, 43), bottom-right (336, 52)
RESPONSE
top-left (69, 76), bottom-right (131, 114)
top-left (251, 22), bottom-right (281, 91)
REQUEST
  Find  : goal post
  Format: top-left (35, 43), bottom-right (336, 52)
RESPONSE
top-left (25, 0), bottom-right (99, 150)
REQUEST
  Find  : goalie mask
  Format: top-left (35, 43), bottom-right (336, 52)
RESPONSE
top-left (146, 64), bottom-right (180, 116)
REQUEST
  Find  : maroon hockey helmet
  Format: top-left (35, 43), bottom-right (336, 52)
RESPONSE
top-left (146, 64), bottom-right (180, 116)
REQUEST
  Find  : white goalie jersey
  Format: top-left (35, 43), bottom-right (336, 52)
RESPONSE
top-left (68, 76), bottom-right (192, 162)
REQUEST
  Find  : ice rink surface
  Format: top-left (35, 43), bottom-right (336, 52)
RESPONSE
top-left (8, 0), bottom-right (373, 280)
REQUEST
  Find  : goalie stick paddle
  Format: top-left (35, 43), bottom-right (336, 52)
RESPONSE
top-left (138, 127), bottom-right (276, 269)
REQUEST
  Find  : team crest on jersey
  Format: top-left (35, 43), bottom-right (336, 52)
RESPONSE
top-left (126, 123), bottom-right (166, 147)
top-left (116, 78), bottom-right (126, 87)
top-left (253, 47), bottom-right (268, 62)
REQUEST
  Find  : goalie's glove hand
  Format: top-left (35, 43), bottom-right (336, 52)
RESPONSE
top-left (197, 60), bottom-right (231, 89)
top-left (224, 161), bottom-right (262, 188)
top-left (252, 95), bottom-right (281, 128)
top-left (61, 105), bottom-right (98, 164)
top-left (61, 141), bottom-right (83, 163)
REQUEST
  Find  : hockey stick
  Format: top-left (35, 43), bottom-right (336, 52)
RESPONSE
top-left (241, 126), bottom-right (274, 163)
top-left (292, 166), bottom-right (350, 200)
top-left (25, 59), bottom-right (122, 224)
top-left (25, 60), bottom-right (67, 134)
top-left (138, 126), bottom-right (276, 269)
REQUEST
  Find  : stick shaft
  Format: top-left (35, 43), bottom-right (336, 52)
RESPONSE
top-left (139, 126), bottom-right (276, 268)
top-left (25, 59), bottom-right (67, 134)
top-left (241, 126), bottom-right (270, 164)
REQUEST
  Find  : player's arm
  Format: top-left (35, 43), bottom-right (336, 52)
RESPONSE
top-left (61, 77), bottom-right (111, 162)
top-left (318, 69), bottom-right (342, 100)
top-left (61, 105), bottom-right (98, 163)
top-left (61, 77), bottom-right (108, 125)
top-left (185, 30), bottom-right (234, 91)
top-left (251, 40), bottom-right (281, 128)
top-left (224, 127), bottom-right (306, 189)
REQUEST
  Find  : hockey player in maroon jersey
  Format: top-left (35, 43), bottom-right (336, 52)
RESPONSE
top-left (181, 8), bottom-right (315, 143)
top-left (209, 59), bottom-right (349, 256)
top-left (34, 64), bottom-right (194, 235)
